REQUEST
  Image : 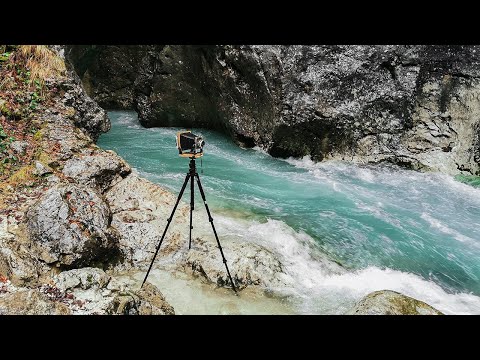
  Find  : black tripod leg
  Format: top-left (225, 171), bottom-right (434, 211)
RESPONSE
top-left (141, 173), bottom-right (190, 288)
top-left (189, 173), bottom-right (194, 249)
top-left (195, 173), bottom-right (237, 294)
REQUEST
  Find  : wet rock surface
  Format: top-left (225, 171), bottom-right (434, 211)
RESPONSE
top-left (109, 282), bottom-right (175, 315)
top-left (347, 290), bottom-right (443, 315)
top-left (182, 236), bottom-right (289, 290)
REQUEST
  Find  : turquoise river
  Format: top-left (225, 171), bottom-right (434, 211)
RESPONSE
top-left (99, 111), bottom-right (480, 314)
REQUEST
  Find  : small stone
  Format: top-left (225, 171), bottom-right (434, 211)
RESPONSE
top-left (10, 141), bottom-right (29, 155)
top-left (33, 161), bottom-right (52, 176)
top-left (54, 267), bottom-right (111, 292)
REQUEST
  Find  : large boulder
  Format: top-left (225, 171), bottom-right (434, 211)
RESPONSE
top-left (25, 183), bottom-right (120, 268)
top-left (181, 236), bottom-right (289, 290)
top-left (62, 150), bottom-right (131, 192)
top-left (105, 173), bottom-right (187, 265)
top-left (347, 290), bottom-right (443, 315)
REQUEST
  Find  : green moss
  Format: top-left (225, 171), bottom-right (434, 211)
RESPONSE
top-left (33, 129), bottom-right (44, 142)
top-left (7, 164), bottom-right (35, 186)
top-left (36, 151), bottom-right (51, 166)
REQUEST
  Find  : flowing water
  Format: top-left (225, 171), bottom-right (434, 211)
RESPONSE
top-left (99, 111), bottom-right (480, 314)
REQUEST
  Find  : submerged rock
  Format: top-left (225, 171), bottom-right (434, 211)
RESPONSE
top-left (25, 183), bottom-right (120, 268)
top-left (182, 236), bottom-right (289, 290)
top-left (347, 290), bottom-right (443, 315)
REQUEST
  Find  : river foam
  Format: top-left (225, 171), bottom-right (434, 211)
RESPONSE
top-left (212, 215), bottom-right (480, 314)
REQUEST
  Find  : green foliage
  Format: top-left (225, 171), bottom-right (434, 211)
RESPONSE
top-left (0, 52), bottom-right (11, 62)
top-left (29, 91), bottom-right (40, 110)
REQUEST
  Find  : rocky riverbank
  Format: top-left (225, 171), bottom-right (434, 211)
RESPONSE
top-left (0, 45), bottom-right (444, 314)
top-left (0, 46), bottom-right (306, 314)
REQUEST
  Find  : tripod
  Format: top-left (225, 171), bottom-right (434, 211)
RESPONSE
top-left (141, 157), bottom-right (237, 293)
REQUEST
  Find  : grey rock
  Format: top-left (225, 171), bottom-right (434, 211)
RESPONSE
top-left (0, 242), bottom-right (44, 287)
top-left (0, 289), bottom-right (71, 315)
top-left (60, 69), bottom-right (110, 142)
top-left (105, 173), bottom-right (188, 266)
top-left (49, 268), bottom-right (174, 314)
top-left (25, 183), bottom-right (121, 268)
top-left (0, 218), bottom-right (47, 287)
top-left (347, 290), bottom-right (443, 315)
top-left (62, 150), bottom-right (131, 192)
top-left (52, 45), bottom-right (110, 142)
top-left (64, 45), bottom-right (151, 109)
top-left (33, 161), bottom-right (52, 176)
top-left (10, 141), bottom-right (28, 155)
top-left (182, 236), bottom-right (288, 290)
top-left (53, 267), bottom-right (111, 291)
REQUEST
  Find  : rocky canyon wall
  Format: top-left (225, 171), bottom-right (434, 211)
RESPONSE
top-left (66, 45), bottom-right (480, 175)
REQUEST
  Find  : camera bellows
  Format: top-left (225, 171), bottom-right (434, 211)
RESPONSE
top-left (176, 131), bottom-right (205, 158)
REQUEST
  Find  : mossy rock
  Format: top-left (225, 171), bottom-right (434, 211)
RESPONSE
top-left (347, 290), bottom-right (443, 315)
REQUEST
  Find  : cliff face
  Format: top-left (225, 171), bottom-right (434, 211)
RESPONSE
top-left (66, 45), bottom-right (480, 175)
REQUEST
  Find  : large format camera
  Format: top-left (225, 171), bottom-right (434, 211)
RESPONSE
top-left (176, 131), bottom-right (205, 158)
